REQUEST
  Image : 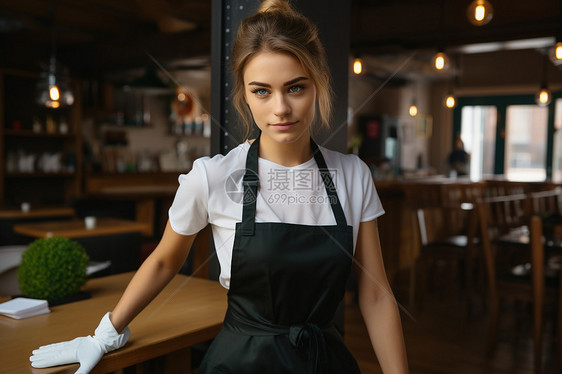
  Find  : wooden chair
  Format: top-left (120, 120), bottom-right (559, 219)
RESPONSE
top-left (411, 205), bottom-right (471, 309)
top-left (526, 187), bottom-right (562, 371)
top-left (483, 179), bottom-right (527, 198)
top-left (406, 182), bottom-right (481, 310)
top-left (529, 215), bottom-right (562, 374)
top-left (477, 194), bottom-right (558, 373)
top-left (526, 187), bottom-right (562, 217)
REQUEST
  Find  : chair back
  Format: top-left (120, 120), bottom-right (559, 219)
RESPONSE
top-left (416, 207), bottom-right (449, 246)
top-left (440, 182), bottom-right (484, 235)
top-left (475, 194), bottom-right (529, 304)
top-left (477, 194), bottom-right (528, 238)
top-left (483, 180), bottom-right (527, 198)
top-left (526, 187), bottom-right (562, 217)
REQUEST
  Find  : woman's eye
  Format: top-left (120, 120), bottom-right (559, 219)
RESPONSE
top-left (289, 85), bottom-right (304, 93)
top-left (252, 88), bottom-right (269, 96)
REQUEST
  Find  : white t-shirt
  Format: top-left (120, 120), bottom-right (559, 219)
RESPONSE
top-left (169, 141), bottom-right (384, 289)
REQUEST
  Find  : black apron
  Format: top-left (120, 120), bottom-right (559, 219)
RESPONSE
top-left (198, 135), bottom-right (360, 374)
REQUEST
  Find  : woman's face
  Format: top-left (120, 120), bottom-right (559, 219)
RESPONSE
top-left (243, 51), bottom-right (316, 145)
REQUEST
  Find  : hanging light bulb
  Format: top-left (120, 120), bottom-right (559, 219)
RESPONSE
top-left (549, 41), bottom-right (562, 66)
top-left (445, 94), bottom-right (456, 109)
top-left (555, 43), bottom-right (562, 60)
top-left (352, 57), bottom-right (363, 75)
top-left (432, 51), bottom-right (449, 71)
top-left (467, 0), bottom-right (493, 26)
top-left (535, 52), bottom-right (552, 107)
top-left (36, 7), bottom-right (74, 109)
top-left (37, 56), bottom-right (74, 108)
top-left (49, 85), bottom-right (60, 101)
top-left (535, 85), bottom-right (552, 107)
top-left (48, 70), bottom-right (59, 101)
top-left (409, 104), bottom-right (418, 117)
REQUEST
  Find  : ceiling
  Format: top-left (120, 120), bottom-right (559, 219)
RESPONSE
top-left (0, 0), bottom-right (560, 79)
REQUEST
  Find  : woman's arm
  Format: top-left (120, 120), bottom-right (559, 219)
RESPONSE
top-left (353, 219), bottom-right (408, 373)
top-left (109, 220), bottom-right (197, 332)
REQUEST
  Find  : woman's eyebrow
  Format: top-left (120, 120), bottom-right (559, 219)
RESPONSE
top-left (283, 76), bottom-right (308, 86)
top-left (248, 81), bottom-right (271, 88)
top-left (247, 76), bottom-right (309, 88)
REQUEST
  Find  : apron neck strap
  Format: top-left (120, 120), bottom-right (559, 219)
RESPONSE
top-left (239, 134), bottom-right (348, 236)
top-left (310, 139), bottom-right (348, 228)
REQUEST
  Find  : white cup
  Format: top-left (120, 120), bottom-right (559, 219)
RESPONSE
top-left (21, 202), bottom-right (30, 213)
top-left (84, 216), bottom-right (97, 230)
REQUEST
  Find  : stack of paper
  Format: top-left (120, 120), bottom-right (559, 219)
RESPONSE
top-left (0, 297), bottom-right (50, 319)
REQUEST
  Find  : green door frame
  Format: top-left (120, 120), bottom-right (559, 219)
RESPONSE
top-left (452, 93), bottom-right (559, 180)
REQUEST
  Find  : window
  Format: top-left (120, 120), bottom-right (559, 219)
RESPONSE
top-left (455, 94), bottom-right (557, 181)
top-left (460, 106), bottom-right (497, 180)
top-left (504, 105), bottom-right (548, 181)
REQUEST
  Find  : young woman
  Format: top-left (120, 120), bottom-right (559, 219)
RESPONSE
top-left (30, 1), bottom-right (408, 373)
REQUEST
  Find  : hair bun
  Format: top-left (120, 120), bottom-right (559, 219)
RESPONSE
top-left (258, 0), bottom-right (293, 14)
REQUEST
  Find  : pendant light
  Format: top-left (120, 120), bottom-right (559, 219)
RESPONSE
top-left (549, 38), bottom-right (562, 66)
top-left (552, 42), bottom-right (562, 62)
top-left (445, 94), bottom-right (456, 109)
top-left (409, 104), bottom-right (418, 117)
top-left (432, 50), bottom-right (449, 71)
top-left (36, 5), bottom-right (74, 108)
top-left (444, 54), bottom-right (459, 109)
top-left (535, 52), bottom-right (552, 107)
top-left (433, 3), bottom-right (449, 72)
top-left (409, 82), bottom-right (418, 117)
top-left (352, 53), bottom-right (363, 75)
top-left (536, 86), bottom-right (552, 107)
top-left (409, 100), bottom-right (418, 117)
top-left (467, 0), bottom-right (493, 26)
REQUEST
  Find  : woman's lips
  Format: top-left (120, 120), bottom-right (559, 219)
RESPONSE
top-left (271, 122), bottom-right (297, 131)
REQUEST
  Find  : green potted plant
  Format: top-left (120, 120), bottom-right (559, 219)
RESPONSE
top-left (18, 236), bottom-right (89, 302)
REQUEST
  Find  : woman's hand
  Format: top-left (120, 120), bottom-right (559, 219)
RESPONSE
top-left (30, 312), bottom-right (130, 373)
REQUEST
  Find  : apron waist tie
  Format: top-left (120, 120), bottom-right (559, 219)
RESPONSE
top-left (224, 309), bottom-right (334, 374)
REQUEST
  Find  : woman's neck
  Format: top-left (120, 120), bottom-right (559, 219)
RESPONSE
top-left (256, 134), bottom-right (312, 167)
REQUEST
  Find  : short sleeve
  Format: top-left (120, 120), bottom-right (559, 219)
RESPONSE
top-left (357, 158), bottom-right (385, 222)
top-left (168, 158), bottom-right (210, 235)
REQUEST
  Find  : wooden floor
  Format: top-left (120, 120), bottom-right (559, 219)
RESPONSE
top-left (344, 272), bottom-right (560, 374)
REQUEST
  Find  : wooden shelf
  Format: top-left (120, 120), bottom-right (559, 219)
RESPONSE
top-left (1, 69), bottom-right (83, 206)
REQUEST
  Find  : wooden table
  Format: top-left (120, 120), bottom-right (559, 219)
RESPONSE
top-left (13, 218), bottom-right (149, 239)
top-left (0, 207), bottom-right (75, 246)
top-left (0, 207), bottom-right (74, 220)
top-left (13, 218), bottom-right (150, 274)
top-left (87, 185), bottom-right (178, 237)
top-left (0, 272), bottom-right (228, 373)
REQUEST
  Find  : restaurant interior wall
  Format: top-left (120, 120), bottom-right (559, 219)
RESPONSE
top-left (348, 73), bottom-right (432, 177)
top-left (422, 49), bottom-right (562, 177)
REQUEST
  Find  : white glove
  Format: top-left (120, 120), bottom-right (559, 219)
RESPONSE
top-left (30, 312), bottom-right (130, 374)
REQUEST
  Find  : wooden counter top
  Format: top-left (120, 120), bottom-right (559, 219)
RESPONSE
top-left (0, 272), bottom-right (228, 373)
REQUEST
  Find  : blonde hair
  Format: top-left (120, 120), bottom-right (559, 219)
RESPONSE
top-left (231, 0), bottom-right (333, 140)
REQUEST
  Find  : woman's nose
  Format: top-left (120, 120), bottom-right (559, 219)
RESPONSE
top-left (273, 95), bottom-right (291, 117)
